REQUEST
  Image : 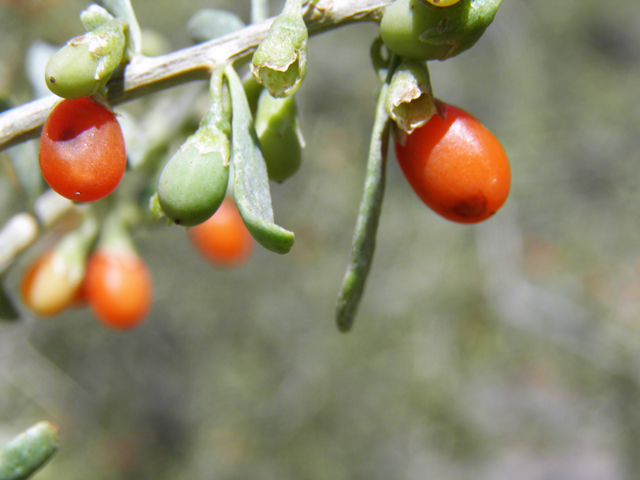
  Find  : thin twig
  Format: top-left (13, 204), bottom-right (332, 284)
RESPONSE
top-left (0, 0), bottom-right (390, 153)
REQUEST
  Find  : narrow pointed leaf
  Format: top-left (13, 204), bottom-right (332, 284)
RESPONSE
top-left (0, 422), bottom-right (59, 480)
top-left (336, 68), bottom-right (392, 332)
top-left (99, 0), bottom-right (143, 56)
top-left (187, 9), bottom-right (246, 44)
top-left (225, 65), bottom-right (294, 254)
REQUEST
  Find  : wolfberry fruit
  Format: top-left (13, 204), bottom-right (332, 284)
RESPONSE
top-left (20, 250), bottom-right (84, 316)
top-left (188, 198), bottom-right (254, 267)
top-left (84, 250), bottom-right (152, 330)
top-left (39, 97), bottom-right (126, 203)
top-left (395, 101), bottom-right (510, 223)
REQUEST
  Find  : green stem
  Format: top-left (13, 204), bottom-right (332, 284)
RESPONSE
top-left (97, 202), bottom-right (141, 255)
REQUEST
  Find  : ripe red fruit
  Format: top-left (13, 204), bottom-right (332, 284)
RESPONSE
top-left (84, 250), bottom-right (152, 330)
top-left (395, 102), bottom-right (511, 223)
top-left (188, 198), bottom-right (254, 267)
top-left (39, 97), bottom-right (126, 202)
top-left (20, 249), bottom-right (84, 316)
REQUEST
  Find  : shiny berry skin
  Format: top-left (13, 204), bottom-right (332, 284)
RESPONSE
top-left (39, 97), bottom-right (126, 203)
top-left (84, 250), bottom-right (152, 330)
top-left (395, 102), bottom-right (511, 224)
top-left (188, 198), bottom-right (254, 267)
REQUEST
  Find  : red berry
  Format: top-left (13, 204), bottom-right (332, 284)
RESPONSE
top-left (395, 102), bottom-right (511, 223)
top-left (39, 97), bottom-right (126, 202)
top-left (188, 198), bottom-right (254, 267)
top-left (84, 250), bottom-right (152, 330)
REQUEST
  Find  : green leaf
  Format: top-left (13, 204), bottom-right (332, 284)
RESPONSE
top-left (0, 422), bottom-right (59, 480)
top-left (335, 61), bottom-right (392, 332)
top-left (187, 9), bottom-right (246, 44)
top-left (225, 65), bottom-right (295, 254)
top-left (99, 0), bottom-right (143, 57)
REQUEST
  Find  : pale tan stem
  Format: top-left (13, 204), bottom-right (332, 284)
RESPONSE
top-left (0, 0), bottom-right (390, 152)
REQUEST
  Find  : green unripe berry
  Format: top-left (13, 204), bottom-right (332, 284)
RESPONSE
top-left (243, 75), bottom-right (264, 118)
top-left (45, 19), bottom-right (126, 99)
top-left (157, 65), bottom-right (230, 227)
top-left (380, 0), bottom-right (502, 61)
top-left (157, 145), bottom-right (229, 226)
top-left (255, 90), bottom-right (304, 183)
top-left (45, 42), bottom-right (103, 99)
top-left (380, 0), bottom-right (449, 60)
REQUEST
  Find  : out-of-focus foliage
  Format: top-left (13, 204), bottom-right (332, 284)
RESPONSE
top-left (2, 0), bottom-right (640, 479)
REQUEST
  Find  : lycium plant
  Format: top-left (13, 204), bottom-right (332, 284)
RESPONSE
top-left (0, 0), bottom-right (506, 327)
top-left (0, 0), bottom-right (507, 473)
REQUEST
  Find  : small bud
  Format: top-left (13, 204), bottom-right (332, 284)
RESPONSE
top-left (385, 59), bottom-right (436, 137)
top-left (255, 89), bottom-right (305, 183)
top-left (45, 18), bottom-right (126, 99)
top-left (80, 4), bottom-right (114, 31)
top-left (250, 0), bottom-right (308, 98)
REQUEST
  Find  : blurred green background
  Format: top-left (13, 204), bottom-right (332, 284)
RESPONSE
top-left (2, 0), bottom-right (640, 479)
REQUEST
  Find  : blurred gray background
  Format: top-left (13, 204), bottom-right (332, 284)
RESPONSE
top-left (2, 0), bottom-right (640, 479)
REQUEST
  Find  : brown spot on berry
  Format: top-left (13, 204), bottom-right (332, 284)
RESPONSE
top-left (451, 193), bottom-right (488, 218)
